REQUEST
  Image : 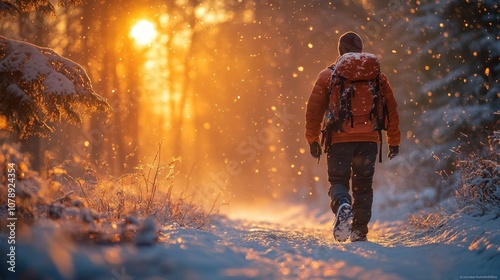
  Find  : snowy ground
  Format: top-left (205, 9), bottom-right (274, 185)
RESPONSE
top-left (2, 189), bottom-right (499, 280)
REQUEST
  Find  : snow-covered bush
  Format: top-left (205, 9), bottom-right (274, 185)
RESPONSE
top-left (0, 140), bottom-right (45, 230)
top-left (40, 152), bottom-right (215, 244)
top-left (44, 141), bottom-right (215, 226)
top-left (1, 139), bottom-right (215, 246)
top-left (453, 130), bottom-right (500, 216)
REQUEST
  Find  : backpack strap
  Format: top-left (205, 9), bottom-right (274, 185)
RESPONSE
top-left (337, 76), bottom-right (347, 129)
top-left (369, 75), bottom-right (384, 163)
top-left (377, 75), bottom-right (385, 163)
top-left (344, 82), bottom-right (355, 128)
top-left (320, 66), bottom-right (338, 153)
top-left (327, 65), bottom-right (336, 97)
top-left (369, 75), bottom-right (381, 125)
top-left (378, 129), bottom-right (383, 163)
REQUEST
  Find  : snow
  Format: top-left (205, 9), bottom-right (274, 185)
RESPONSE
top-left (2, 188), bottom-right (499, 280)
top-left (5, 84), bottom-right (29, 102)
top-left (334, 52), bottom-right (380, 81)
top-left (336, 52), bottom-right (378, 66)
top-left (0, 1), bottom-right (498, 278)
top-left (43, 72), bottom-right (76, 96)
top-left (0, 36), bottom-right (110, 137)
top-left (0, 36), bottom-right (77, 95)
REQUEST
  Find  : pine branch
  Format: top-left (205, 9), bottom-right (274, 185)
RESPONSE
top-left (0, 1), bottom-right (19, 16)
top-left (0, 36), bottom-right (111, 138)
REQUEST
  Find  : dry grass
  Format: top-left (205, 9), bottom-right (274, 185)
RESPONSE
top-left (1, 140), bottom-right (220, 244)
top-left (408, 211), bottom-right (447, 231)
top-left (454, 156), bottom-right (500, 216)
top-left (407, 131), bottom-right (500, 233)
top-left (44, 142), bottom-right (219, 229)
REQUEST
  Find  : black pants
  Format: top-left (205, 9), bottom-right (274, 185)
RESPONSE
top-left (327, 142), bottom-right (377, 235)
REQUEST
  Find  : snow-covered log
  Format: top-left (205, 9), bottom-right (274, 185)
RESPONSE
top-left (0, 36), bottom-right (111, 138)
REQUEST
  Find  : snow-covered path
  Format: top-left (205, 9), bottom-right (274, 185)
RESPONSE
top-left (155, 211), bottom-right (499, 280)
top-left (5, 202), bottom-right (500, 280)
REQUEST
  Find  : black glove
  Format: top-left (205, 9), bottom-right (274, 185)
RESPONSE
top-left (388, 146), bottom-right (399, 160)
top-left (309, 142), bottom-right (322, 159)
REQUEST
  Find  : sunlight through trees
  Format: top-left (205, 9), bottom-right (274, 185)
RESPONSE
top-left (130, 20), bottom-right (157, 46)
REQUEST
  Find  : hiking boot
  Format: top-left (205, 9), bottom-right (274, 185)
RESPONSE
top-left (333, 198), bottom-right (353, 242)
top-left (350, 229), bottom-right (367, 242)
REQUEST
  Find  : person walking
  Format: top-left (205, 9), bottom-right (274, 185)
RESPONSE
top-left (305, 31), bottom-right (401, 242)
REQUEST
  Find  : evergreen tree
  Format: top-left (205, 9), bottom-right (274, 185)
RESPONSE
top-left (412, 0), bottom-right (499, 152)
top-left (399, 0), bottom-right (499, 172)
top-left (0, 0), bottom-right (80, 15)
top-left (0, 36), bottom-right (110, 138)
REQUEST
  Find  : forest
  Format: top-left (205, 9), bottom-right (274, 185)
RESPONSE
top-left (0, 0), bottom-right (499, 279)
top-left (1, 0), bottom-right (498, 204)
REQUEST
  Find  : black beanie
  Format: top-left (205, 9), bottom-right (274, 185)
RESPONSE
top-left (338, 32), bottom-right (363, 55)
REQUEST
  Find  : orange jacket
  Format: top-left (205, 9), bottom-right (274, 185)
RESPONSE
top-left (305, 62), bottom-right (401, 147)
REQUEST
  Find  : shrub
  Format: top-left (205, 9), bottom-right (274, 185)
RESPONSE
top-left (453, 131), bottom-right (500, 216)
top-left (1, 140), bottom-right (218, 244)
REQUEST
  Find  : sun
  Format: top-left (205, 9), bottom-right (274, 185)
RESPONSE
top-left (130, 20), bottom-right (157, 45)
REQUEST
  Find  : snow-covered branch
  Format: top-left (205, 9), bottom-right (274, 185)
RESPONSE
top-left (0, 36), bottom-right (111, 138)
